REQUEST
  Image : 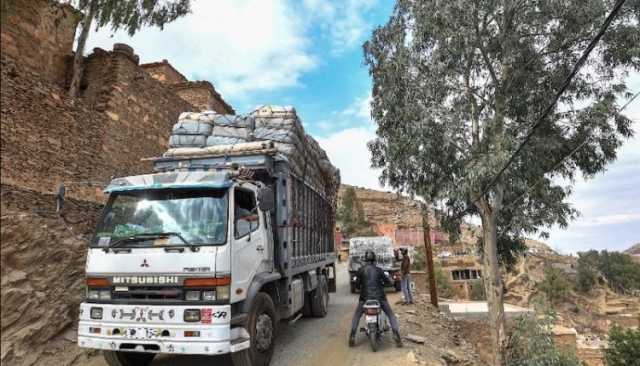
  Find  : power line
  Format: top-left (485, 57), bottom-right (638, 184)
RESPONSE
top-left (502, 89), bottom-right (638, 210)
top-left (473, 0), bottom-right (627, 204)
top-left (620, 91), bottom-right (639, 111)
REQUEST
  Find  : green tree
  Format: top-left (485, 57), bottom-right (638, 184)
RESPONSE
top-left (597, 250), bottom-right (640, 293)
top-left (364, 1), bottom-right (638, 363)
top-left (605, 325), bottom-right (640, 366)
top-left (69, 0), bottom-right (191, 97)
top-left (538, 266), bottom-right (571, 304)
top-left (506, 309), bottom-right (581, 366)
top-left (576, 250), bottom-right (640, 293)
top-left (576, 250), bottom-right (600, 292)
top-left (337, 186), bottom-right (370, 236)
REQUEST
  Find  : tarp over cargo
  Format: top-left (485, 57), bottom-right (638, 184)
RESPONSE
top-left (163, 106), bottom-right (341, 206)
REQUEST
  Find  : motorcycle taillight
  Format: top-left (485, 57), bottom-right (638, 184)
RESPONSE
top-left (365, 308), bottom-right (379, 315)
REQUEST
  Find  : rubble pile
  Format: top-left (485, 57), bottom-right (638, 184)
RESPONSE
top-left (397, 293), bottom-right (484, 365)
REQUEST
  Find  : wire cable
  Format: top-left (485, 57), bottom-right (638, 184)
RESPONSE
top-left (473, 0), bottom-right (627, 204)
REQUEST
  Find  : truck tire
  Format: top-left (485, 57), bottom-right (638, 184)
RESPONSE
top-left (311, 275), bottom-right (329, 317)
top-left (350, 282), bottom-right (357, 294)
top-left (103, 351), bottom-right (155, 366)
top-left (231, 293), bottom-right (277, 366)
top-left (395, 279), bottom-right (402, 292)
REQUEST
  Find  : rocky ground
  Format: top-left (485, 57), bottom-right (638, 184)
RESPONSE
top-left (40, 263), bottom-right (483, 366)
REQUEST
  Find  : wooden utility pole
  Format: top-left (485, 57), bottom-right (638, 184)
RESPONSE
top-left (421, 204), bottom-right (438, 308)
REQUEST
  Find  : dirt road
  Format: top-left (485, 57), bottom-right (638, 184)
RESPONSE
top-left (79, 263), bottom-right (416, 366)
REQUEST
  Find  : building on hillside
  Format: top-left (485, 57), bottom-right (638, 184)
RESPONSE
top-left (374, 223), bottom-right (448, 248)
top-left (438, 247), bottom-right (484, 299)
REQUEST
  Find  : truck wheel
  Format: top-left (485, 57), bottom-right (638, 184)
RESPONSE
top-left (103, 351), bottom-right (155, 366)
top-left (311, 275), bottom-right (329, 317)
top-left (350, 282), bottom-right (357, 294)
top-left (231, 293), bottom-right (277, 366)
top-left (395, 280), bottom-right (402, 292)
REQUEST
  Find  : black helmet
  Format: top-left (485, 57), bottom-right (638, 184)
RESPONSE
top-left (364, 250), bottom-right (376, 263)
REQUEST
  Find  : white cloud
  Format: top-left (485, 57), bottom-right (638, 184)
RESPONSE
top-left (315, 93), bottom-right (373, 131)
top-left (574, 213), bottom-right (640, 226)
top-left (303, 0), bottom-right (377, 54)
top-left (86, 0), bottom-right (317, 100)
top-left (316, 127), bottom-right (383, 190)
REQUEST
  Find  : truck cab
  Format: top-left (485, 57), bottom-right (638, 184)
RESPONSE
top-left (77, 170), bottom-right (277, 365)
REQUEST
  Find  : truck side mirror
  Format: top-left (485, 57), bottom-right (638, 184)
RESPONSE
top-left (56, 184), bottom-right (66, 213)
top-left (257, 187), bottom-right (274, 212)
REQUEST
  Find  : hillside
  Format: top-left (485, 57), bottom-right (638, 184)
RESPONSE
top-left (338, 184), bottom-right (423, 228)
top-left (625, 243), bottom-right (640, 255)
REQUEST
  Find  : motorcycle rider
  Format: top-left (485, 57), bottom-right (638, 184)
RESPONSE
top-left (348, 249), bottom-right (403, 347)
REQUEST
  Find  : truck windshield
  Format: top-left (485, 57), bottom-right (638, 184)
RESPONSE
top-left (92, 188), bottom-right (228, 247)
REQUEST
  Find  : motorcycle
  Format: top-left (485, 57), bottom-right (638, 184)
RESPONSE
top-left (360, 299), bottom-right (389, 352)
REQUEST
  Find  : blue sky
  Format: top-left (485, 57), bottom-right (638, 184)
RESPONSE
top-left (86, 0), bottom-right (639, 254)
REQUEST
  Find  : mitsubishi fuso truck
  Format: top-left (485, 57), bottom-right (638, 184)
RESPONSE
top-left (71, 107), bottom-right (340, 366)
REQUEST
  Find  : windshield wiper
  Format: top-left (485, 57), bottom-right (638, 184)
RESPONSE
top-left (109, 232), bottom-right (190, 248)
top-left (132, 232), bottom-right (190, 245)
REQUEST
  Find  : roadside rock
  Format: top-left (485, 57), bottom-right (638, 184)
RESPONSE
top-left (406, 334), bottom-right (427, 344)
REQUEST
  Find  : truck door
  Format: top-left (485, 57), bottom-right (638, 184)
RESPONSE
top-left (231, 185), bottom-right (271, 302)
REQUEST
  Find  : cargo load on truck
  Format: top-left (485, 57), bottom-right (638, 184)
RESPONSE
top-left (163, 105), bottom-right (340, 207)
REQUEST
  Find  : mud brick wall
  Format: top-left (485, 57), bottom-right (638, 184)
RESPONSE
top-left (0, 56), bottom-right (115, 203)
top-left (0, 0), bottom-right (80, 87)
top-left (172, 81), bottom-right (235, 113)
top-left (141, 60), bottom-right (188, 84)
top-left (81, 45), bottom-right (195, 178)
top-left (141, 61), bottom-right (235, 114)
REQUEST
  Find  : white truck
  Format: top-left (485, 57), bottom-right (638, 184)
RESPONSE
top-left (69, 107), bottom-right (339, 366)
top-left (348, 236), bottom-right (402, 293)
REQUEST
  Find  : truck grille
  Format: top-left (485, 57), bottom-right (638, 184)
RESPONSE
top-left (112, 287), bottom-right (182, 301)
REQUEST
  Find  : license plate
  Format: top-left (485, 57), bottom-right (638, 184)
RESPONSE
top-left (124, 327), bottom-right (159, 339)
top-left (365, 315), bottom-right (377, 323)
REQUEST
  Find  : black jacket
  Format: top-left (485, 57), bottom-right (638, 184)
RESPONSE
top-left (356, 263), bottom-right (391, 302)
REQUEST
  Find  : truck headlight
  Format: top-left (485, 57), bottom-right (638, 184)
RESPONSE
top-left (88, 290), bottom-right (100, 300)
top-left (216, 286), bottom-right (230, 301)
top-left (184, 309), bottom-right (201, 322)
top-left (99, 290), bottom-right (111, 300)
top-left (202, 290), bottom-right (216, 301)
top-left (90, 307), bottom-right (103, 320)
top-left (185, 290), bottom-right (201, 301)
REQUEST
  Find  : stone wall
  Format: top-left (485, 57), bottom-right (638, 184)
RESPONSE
top-left (141, 60), bottom-right (235, 114)
top-left (172, 81), bottom-right (235, 113)
top-left (0, 0), bottom-right (80, 86)
top-left (80, 44), bottom-right (195, 178)
top-left (141, 60), bottom-right (188, 84)
top-left (0, 56), bottom-right (114, 203)
top-left (1, 185), bottom-right (101, 365)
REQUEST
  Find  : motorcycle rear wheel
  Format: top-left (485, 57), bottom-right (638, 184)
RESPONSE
top-left (367, 323), bottom-right (379, 352)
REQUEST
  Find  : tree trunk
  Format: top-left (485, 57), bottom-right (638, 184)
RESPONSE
top-left (421, 204), bottom-right (438, 308)
top-left (480, 205), bottom-right (506, 366)
top-left (68, 0), bottom-right (97, 98)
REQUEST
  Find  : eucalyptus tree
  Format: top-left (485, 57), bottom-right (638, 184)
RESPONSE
top-left (364, 0), bottom-right (638, 363)
top-left (69, 0), bottom-right (191, 97)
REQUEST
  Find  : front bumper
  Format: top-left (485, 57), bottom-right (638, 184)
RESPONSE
top-left (77, 303), bottom-right (249, 355)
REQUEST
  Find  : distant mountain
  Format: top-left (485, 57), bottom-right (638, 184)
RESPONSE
top-left (624, 243), bottom-right (640, 256)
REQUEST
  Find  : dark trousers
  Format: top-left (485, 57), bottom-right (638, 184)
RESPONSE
top-left (350, 300), bottom-right (400, 335)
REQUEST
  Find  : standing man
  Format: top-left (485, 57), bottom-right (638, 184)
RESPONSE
top-left (400, 248), bottom-right (414, 305)
top-left (348, 250), bottom-right (403, 347)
